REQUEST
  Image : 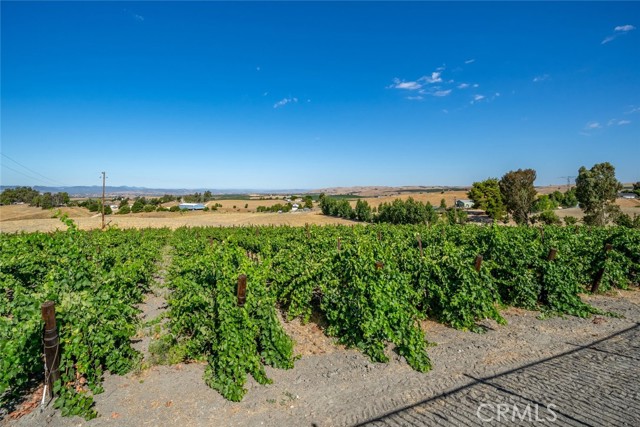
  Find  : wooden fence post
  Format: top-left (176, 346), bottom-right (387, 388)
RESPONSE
top-left (474, 255), bottom-right (483, 272)
top-left (337, 237), bottom-right (341, 252)
top-left (591, 244), bottom-right (613, 294)
top-left (417, 234), bottom-right (423, 258)
top-left (41, 301), bottom-right (60, 399)
top-left (237, 275), bottom-right (247, 307)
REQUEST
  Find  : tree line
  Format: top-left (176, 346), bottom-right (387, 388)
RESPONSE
top-left (319, 195), bottom-right (468, 225)
top-left (468, 162), bottom-right (638, 227)
top-left (0, 186), bottom-right (70, 209)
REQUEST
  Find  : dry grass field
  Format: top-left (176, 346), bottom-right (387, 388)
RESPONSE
top-left (0, 207), bottom-right (354, 233)
top-left (356, 190), bottom-right (469, 209)
top-left (1, 189), bottom-right (638, 233)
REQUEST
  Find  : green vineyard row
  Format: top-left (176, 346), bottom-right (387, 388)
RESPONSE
top-left (1, 223), bottom-right (639, 417)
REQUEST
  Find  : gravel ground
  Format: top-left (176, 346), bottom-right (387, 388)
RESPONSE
top-left (5, 289), bottom-right (639, 427)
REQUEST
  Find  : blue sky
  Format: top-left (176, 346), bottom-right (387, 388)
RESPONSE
top-left (1, 1), bottom-right (639, 189)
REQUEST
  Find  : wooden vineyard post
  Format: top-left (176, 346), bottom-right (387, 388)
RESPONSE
top-left (306, 223), bottom-right (310, 239)
top-left (41, 301), bottom-right (60, 399)
top-left (474, 255), bottom-right (483, 272)
top-left (591, 244), bottom-right (613, 294)
top-left (375, 261), bottom-right (384, 270)
top-left (337, 237), bottom-right (341, 252)
top-left (539, 248), bottom-right (558, 306)
top-left (417, 234), bottom-right (423, 258)
top-left (237, 274), bottom-right (247, 307)
top-left (377, 230), bottom-right (382, 242)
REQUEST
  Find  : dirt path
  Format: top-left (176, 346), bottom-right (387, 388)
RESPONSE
top-left (131, 245), bottom-right (173, 364)
top-left (8, 289), bottom-right (639, 427)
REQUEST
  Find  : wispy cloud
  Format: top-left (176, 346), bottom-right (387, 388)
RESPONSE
top-left (585, 121), bottom-right (602, 130)
top-left (615, 24), bottom-right (635, 32)
top-left (124, 9), bottom-right (144, 22)
top-left (433, 90), bottom-right (452, 97)
top-left (601, 24), bottom-right (635, 44)
top-left (457, 83), bottom-right (470, 89)
top-left (609, 119), bottom-right (632, 126)
top-left (389, 78), bottom-right (422, 90)
top-left (406, 95), bottom-right (424, 101)
top-left (625, 106), bottom-right (640, 114)
top-left (464, 59), bottom-right (475, 64)
top-left (472, 94), bottom-right (485, 102)
top-left (533, 74), bottom-right (550, 83)
top-left (273, 97), bottom-right (298, 109)
top-left (419, 71), bottom-right (443, 84)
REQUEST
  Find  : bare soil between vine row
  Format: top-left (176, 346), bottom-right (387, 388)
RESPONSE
top-left (5, 288), bottom-right (640, 427)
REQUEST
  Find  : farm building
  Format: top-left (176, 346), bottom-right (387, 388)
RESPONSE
top-left (455, 199), bottom-right (474, 209)
top-left (619, 192), bottom-right (638, 199)
top-left (178, 203), bottom-right (206, 210)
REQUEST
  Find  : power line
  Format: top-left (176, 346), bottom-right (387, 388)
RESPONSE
top-left (1, 162), bottom-right (56, 186)
top-left (0, 153), bottom-right (68, 186)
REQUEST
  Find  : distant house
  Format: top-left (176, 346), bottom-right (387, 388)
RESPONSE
top-left (178, 203), bottom-right (205, 210)
top-left (619, 192), bottom-right (638, 199)
top-left (455, 199), bottom-right (474, 209)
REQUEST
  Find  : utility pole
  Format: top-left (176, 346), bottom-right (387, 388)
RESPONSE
top-left (558, 176), bottom-right (577, 189)
top-left (101, 171), bottom-right (106, 229)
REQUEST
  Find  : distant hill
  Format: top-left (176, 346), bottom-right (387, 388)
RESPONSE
top-left (0, 185), bottom-right (310, 198)
top-left (312, 186), bottom-right (471, 197)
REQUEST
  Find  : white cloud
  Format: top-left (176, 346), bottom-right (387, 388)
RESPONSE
top-left (625, 106), bottom-right (640, 114)
top-left (473, 83), bottom-right (479, 88)
top-left (273, 97), bottom-right (298, 109)
top-left (422, 71), bottom-right (443, 84)
top-left (433, 90), bottom-right (452, 97)
top-left (124, 9), bottom-right (144, 22)
top-left (585, 121), bottom-right (601, 130)
top-left (396, 81), bottom-right (422, 90)
top-left (406, 95), bottom-right (424, 101)
top-left (533, 74), bottom-right (550, 82)
top-left (457, 83), bottom-right (470, 89)
top-left (473, 94), bottom-right (485, 102)
top-left (615, 25), bottom-right (635, 32)
top-left (601, 36), bottom-right (616, 45)
top-left (389, 78), bottom-right (422, 90)
top-left (617, 119), bottom-right (631, 125)
top-left (602, 24), bottom-right (635, 44)
top-left (465, 59), bottom-right (475, 64)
